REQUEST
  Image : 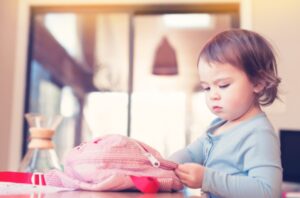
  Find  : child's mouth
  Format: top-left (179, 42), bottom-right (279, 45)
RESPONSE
top-left (212, 106), bottom-right (222, 112)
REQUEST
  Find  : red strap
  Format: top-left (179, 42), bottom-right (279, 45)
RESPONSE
top-left (282, 192), bottom-right (286, 198)
top-left (130, 176), bottom-right (159, 193)
top-left (0, 171), bottom-right (46, 185)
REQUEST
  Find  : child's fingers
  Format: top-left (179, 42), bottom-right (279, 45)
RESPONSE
top-left (175, 169), bottom-right (192, 186)
top-left (175, 172), bottom-right (187, 184)
top-left (176, 164), bottom-right (190, 173)
top-left (175, 163), bottom-right (204, 188)
top-left (175, 168), bottom-right (190, 181)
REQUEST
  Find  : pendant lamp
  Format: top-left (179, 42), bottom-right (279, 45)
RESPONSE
top-left (152, 36), bottom-right (178, 75)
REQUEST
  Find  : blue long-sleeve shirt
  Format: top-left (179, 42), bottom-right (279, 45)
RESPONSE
top-left (169, 113), bottom-right (282, 198)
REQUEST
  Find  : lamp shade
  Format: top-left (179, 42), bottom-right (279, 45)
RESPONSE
top-left (152, 36), bottom-right (178, 75)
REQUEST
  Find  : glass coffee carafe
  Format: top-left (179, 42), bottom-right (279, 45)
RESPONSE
top-left (19, 113), bottom-right (63, 172)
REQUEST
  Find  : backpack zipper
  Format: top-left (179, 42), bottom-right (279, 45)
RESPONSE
top-left (131, 139), bottom-right (161, 168)
top-left (74, 136), bottom-right (176, 169)
top-left (143, 152), bottom-right (160, 168)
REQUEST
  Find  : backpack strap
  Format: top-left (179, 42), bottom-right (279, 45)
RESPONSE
top-left (130, 176), bottom-right (159, 193)
top-left (0, 171), bottom-right (46, 186)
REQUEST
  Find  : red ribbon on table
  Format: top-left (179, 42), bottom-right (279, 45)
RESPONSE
top-left (130, 176), bottom-right (159, 193)
top-left (0, 171), bottom-right (46, 185)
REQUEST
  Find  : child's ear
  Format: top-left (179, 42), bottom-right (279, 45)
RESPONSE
top-left (253, 82), bottom-right (265, 93)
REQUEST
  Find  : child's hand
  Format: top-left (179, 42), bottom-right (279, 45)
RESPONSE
top-left (175, 163), bottom-right (205, 188)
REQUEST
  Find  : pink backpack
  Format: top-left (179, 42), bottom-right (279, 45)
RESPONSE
top-left (44, 134), bottom-right (183, 192)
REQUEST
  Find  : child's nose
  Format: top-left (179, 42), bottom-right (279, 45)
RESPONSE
top-left (209, 89), bottom-right (221, 100)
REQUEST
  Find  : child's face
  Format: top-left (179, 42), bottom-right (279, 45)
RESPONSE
top-left (198, 60), bottom-right (261, 122)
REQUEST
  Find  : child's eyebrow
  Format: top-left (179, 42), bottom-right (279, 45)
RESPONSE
top-left (199, 77), bottom-right (232, 85)
top-left (199, 81), bottom-right (208, 85)
top-left (213, 78), bottom-right (232, 84)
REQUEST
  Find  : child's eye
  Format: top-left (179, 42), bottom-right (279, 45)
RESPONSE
top-left (202, 87), bottom-right (210, 91)
top-left (219, 84), bottom-right (230, 89)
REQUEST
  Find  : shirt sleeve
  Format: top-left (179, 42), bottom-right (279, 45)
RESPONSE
top-left (168, 118), bottom-right (222, 164)
top-left (202, 129), bottom-right (282, 198)
top-left (168, 135), bottom-right (206, 164)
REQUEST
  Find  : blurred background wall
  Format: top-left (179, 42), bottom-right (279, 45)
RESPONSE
top-left (0, 0), bottom-right (19, 170)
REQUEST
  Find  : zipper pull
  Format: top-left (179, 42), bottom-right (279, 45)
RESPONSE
top-left (131, 138), bottom-right (161, 168)
top-left (144, 153), bottom-right (160, 168)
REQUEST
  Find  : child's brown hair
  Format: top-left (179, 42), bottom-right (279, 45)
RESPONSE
top-left (198, 29), bottom-right (281, 106)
